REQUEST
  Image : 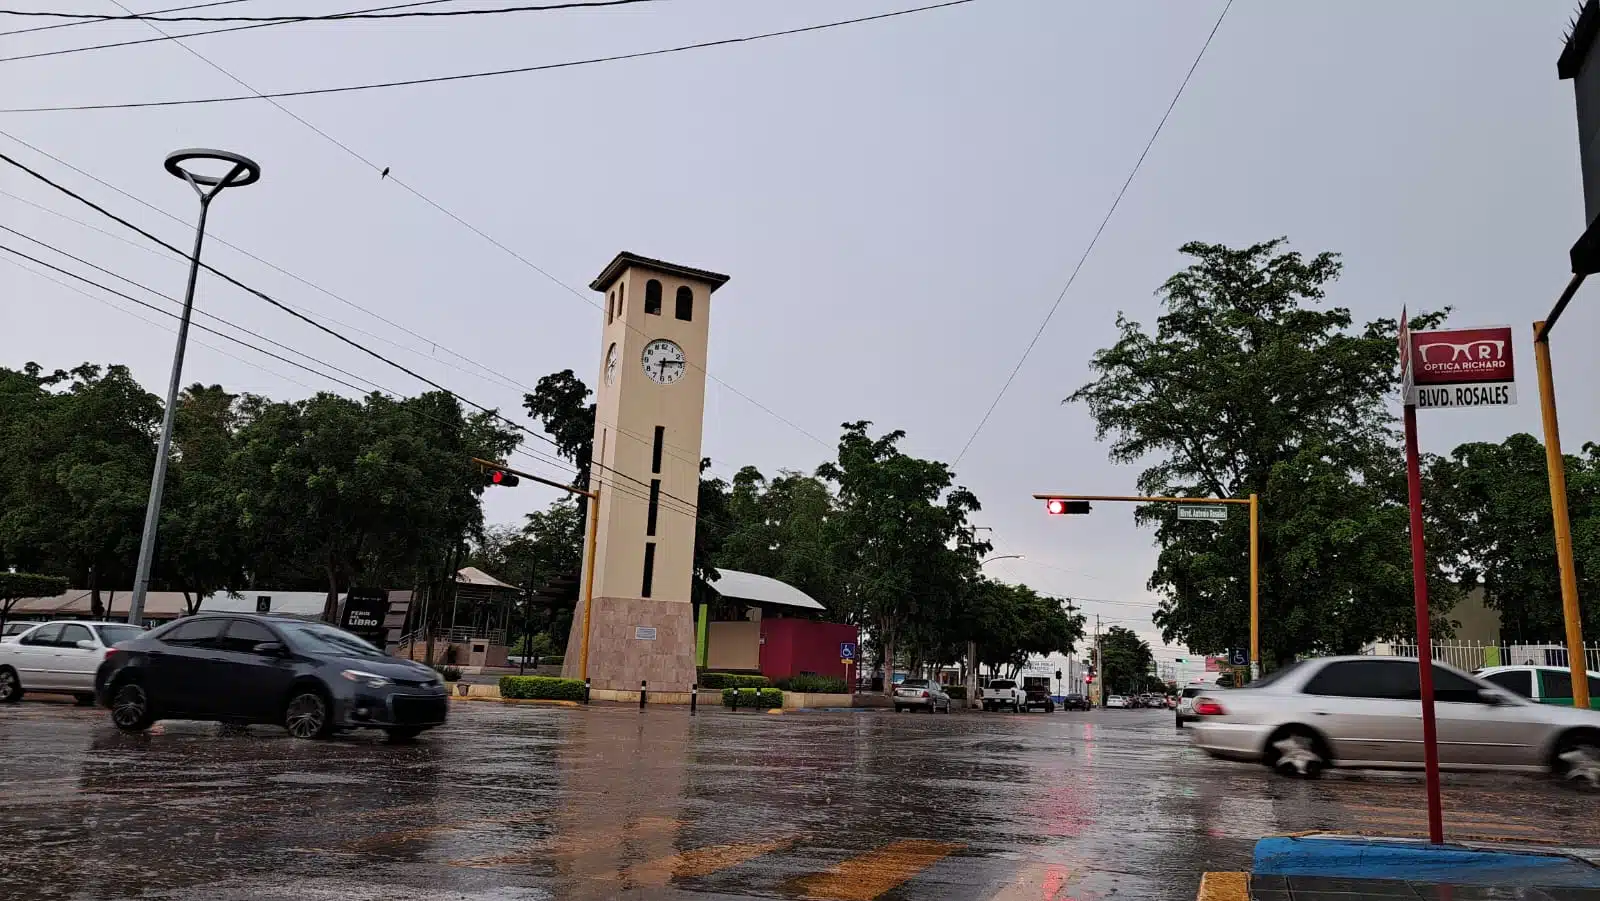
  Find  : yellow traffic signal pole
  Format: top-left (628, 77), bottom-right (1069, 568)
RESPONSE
top-left (1533, 310), bottom-right (1590, 710)
top-left (1034, 493), bottom-right (1260, 678)
top-left (472, 457), bottom-right (601, 682)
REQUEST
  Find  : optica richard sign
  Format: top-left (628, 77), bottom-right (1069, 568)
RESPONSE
top-left (1401, 324), bottom-right (1516, 409)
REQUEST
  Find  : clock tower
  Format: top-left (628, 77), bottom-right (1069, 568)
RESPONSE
top-left (562, 252), bottom-right (729, 697)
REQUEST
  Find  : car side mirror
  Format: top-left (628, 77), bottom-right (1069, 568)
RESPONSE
top-left (75, 639), bottom-right (97, 650)
top-left (252, 641), bottom-right (286, 656)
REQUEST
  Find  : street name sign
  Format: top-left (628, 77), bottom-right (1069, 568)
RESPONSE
top-left (1405, 324), bottom-right (1516, 409)
top-left (1176, 505), bottom-right (1228, 521)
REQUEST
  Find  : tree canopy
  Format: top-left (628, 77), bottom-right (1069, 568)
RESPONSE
top-left (1069, 239), bottom-right (1458, 665)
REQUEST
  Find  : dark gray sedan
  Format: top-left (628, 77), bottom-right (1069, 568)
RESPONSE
top-left (96, 613), bottom-right (448, 740)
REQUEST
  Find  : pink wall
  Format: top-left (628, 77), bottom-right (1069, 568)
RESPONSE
top-left (759, 618), bottom-right (859, 681)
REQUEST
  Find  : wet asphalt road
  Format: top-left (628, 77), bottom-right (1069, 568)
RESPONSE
top-left (2, 700), bottom-right (1597, 901)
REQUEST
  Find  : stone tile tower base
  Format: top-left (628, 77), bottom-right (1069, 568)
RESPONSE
top-left (562, 596), bottom-right (696, 692)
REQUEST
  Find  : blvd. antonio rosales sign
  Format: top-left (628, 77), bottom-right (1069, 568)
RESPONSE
top-left (1401, 324), bottom-right (1516, 409)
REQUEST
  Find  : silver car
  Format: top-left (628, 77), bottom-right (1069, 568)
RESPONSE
top-left (1188, 656), bottom-right (1600, 786)
top-left (0, 621), bottom-right (147, 704)
top-left (894, 678), bottom-right (953, 713)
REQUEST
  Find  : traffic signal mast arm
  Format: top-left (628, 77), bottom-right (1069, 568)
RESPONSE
top-left (1033, 491), bottom-right (1260, 681)
top-left (1032, 494), bottom-right (1249, 505)
top-left (471, 457), bottom-right (598, 499)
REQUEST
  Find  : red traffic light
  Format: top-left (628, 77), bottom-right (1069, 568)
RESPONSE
top-left (484, 468), bottom-right (520, 488)
top-left (1045, 499), bottom-right (1091, 515)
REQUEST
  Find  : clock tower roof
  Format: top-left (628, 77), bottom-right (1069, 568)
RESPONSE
top-left (589, 251), bottom-right (731, 295)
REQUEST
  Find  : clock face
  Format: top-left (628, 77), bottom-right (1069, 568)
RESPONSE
top-left (604, 342), bottom-right (618, 387)
top-left (641, 338), bottom-right (687, 385)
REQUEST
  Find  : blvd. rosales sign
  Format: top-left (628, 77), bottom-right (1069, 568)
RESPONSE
top-left (1401, 325), bottom-right (1516, 409)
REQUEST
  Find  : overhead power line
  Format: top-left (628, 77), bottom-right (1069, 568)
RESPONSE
top-left (0, 149), bottom-right (700, 517)
top-left (2, 0), bottom-right (659, 22)
top-left (0, 0), bottom-right (459, 64)
top-left (950, 0), bottom-right (1233, 466)
top-left (0, 0), bottom-right (980, 112)
top-left (82, 0), bottom-right (837, 455)
top-left (0, 0), bottom-right (252, 37)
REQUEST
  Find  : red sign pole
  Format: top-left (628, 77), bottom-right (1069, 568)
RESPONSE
top-left (1403, 401), bottom-right (1444, 844)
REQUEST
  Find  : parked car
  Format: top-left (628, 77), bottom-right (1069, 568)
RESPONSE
top-left (894, 678), bottom-right (952, 713)
top-left (3, 621), bottom-right (38, 642)
top-left (1105, 694), bottom-right (1129, 709)
top-left (1023, 686), bottom-right (1056, 712)
top-left (1475, 665), bottom-right (1600, 707)
top-left (95, 614), bottom-right (448, 740)
top-left (1175, 684), bottom-right (1214, 728)
top-left (1062, 693), bottom-right (1091, 711)
top-left (0, 621), bottom-right (146, 704)
top-left (1187, 656), bottom-right (1600, 785)
top-left (980, 679), bottom-right (1026, 712)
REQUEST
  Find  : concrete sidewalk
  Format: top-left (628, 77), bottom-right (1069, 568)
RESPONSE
top-left (1201, 835), bottom-right (1600, 900)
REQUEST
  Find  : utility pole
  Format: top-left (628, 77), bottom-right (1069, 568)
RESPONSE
top-left (1093, 615), bottom-right (1102, 707)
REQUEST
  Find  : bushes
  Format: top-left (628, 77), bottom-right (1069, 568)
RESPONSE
top-left (945, 685), bottom-right (967, 700)
top-left (698, 672), bottom-right (770, 690)
top-left (434, 665), bottom-right (463, 682)
top-left (721, 687), bottom-right (783, 709)
top-left (499, 675), bottom-right (586, 702)
top-left (776, 675), bottom-right (848, 694)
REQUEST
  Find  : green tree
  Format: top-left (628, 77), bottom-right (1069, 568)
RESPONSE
top-left (1099, 625), bottom-right (1154, 696)
top-left (711, 467), bottom-right (839, 613)
top-left (818, 421), bottom-right (985, 694)
top-left (1429, 434), bottom-right (1600, 642)
top-left (958, 580), bottom-right (1086, 679)
top-left (1068, 239), bottom-right (1456, 665)
top-left (158, 384), bottom-right (250, 614)
top-left (0, 363), bottom-right (159, 618)
top-left (233, 391), bottom-right (518, 621)
top-left (523, 369), bottom-right (595, 494)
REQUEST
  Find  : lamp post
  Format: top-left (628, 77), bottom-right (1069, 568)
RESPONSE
top-left (127, 149), bottom-right (261, 626)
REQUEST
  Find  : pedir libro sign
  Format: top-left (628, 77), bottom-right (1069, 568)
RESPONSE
top-left (1400, 323), bottom-right (1516, 409)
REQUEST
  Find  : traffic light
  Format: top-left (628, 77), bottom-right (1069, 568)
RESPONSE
top-left (1045, 499), bottom-right (1092, 515)
top-left (483, 468), bottom-right (520, 488)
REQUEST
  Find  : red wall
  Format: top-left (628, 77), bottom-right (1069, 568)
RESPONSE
top-left (759, 618), bottom-right (859, 681)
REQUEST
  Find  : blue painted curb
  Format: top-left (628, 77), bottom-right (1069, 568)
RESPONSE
top-left (1254, 837), bottom-right (1600, 887)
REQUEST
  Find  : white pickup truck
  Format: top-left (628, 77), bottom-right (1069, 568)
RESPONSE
top-left (980, 678), bottom-right (1025, 712)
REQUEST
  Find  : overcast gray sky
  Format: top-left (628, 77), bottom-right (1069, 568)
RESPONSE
top-left (2, 1), bottom-right (1594, 663)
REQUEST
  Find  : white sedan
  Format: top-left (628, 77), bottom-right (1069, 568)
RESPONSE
top-left (1188, 656), bottom-right (1600, 786)
top-left (0, 621), bottom-right (146, 704)
top-left (1105, 694), bottom-right (1129, 709)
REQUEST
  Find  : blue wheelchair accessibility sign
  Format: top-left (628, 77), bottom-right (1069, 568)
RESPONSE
top-left (840, 642), bottom-right (857, 661)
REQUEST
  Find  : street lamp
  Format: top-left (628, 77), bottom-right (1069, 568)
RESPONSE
top-left (128, 149), bottom-right (261, 625)
top-left (981, 554), bottom-right (1023, 566)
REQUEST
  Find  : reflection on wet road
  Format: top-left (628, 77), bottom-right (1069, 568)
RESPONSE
top-left (2, 701), bottom-right (1596, 900)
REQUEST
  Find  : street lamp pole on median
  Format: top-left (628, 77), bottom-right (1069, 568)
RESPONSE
top-left (127, 150), bottom-right (261, 626)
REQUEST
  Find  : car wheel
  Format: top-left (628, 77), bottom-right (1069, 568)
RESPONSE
top-left (0, 667), bottom-right (22, 703)
top-left (1267, 726), bottom-right (1327, 780)
top-left (894, 705), bottom-right (903, 713)
top-left (1175, 716), bottom-right (1184, 729)
top-left (110, 681), bottom-right (155, 733)
top-left (284, 688), bottom-right (332, 740)
top-left (385, 725), bottom-right (425, 741)
top-left (1551, 730), bottom-right (1600, 790)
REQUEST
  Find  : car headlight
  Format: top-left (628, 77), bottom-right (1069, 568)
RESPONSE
top-left (341, 669), bottom-right (391, 688)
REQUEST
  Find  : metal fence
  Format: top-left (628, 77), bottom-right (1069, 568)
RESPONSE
top-left (1365, 639), bottom-right (1600, 673)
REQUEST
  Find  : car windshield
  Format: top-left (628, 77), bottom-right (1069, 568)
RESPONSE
top-left (95, 624), bottom-right (144, 645)
top-left (277, 622), bottom-right (385, 658)
top-left (901, 679), bottom-right (929, 688)
top-left (988, 680), bottom-right (1015, 689)
top-left (1242, 661), bottom-right (1304, 689)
